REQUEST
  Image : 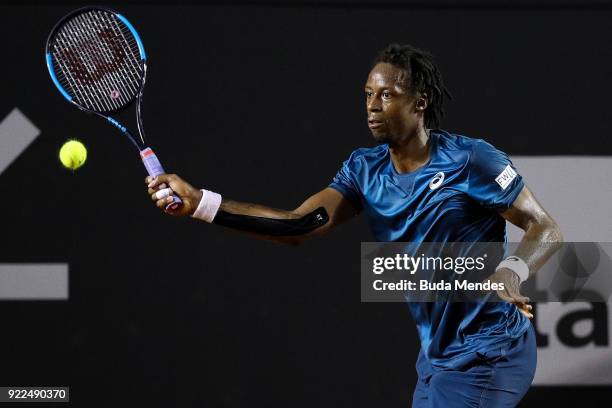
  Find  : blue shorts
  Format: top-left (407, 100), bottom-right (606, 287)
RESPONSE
top-left (412, 325), bottom-right (537, 408)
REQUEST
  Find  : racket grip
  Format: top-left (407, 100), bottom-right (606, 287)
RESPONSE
top-left (140, 147), bottom-right (183, 211)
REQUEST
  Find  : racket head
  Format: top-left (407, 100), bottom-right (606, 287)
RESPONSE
top-left (45, 7), bottom-right (147, 115)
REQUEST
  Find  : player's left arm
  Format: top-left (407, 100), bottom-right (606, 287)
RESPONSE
top-left (489, 185), bottom-right (564, 317)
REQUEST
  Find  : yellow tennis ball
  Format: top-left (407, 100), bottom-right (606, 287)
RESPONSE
top-left (59, 140), bottom-right (87, 170)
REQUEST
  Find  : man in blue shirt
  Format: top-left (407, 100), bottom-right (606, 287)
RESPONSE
top-left (147, 44), bottom-right (562, 407)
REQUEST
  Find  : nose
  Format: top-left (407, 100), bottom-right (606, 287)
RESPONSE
top-left (367, 94), bottom-right (382, 112)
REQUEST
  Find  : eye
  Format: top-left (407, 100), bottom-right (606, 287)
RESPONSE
top-left (365, 90), bottom-right (373, 98)
top-left (382, 91), bottom-right (391, 99)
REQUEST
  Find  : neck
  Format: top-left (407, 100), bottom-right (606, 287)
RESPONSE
top-left (388, 126), bottom-right (431, 174)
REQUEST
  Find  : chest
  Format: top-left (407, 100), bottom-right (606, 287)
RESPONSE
top-left (361, 161), bottom-right (473, 217)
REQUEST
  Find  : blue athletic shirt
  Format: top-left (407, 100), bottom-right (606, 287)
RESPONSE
top-left (329, 129), bottom-right (531, 369)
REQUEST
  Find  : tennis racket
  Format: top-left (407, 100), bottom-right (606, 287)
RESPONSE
top-left (45, 6), bottom-right (182, 210)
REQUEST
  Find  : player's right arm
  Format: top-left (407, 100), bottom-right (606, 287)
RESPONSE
top-left (146, 174), bottom-right (359, 245)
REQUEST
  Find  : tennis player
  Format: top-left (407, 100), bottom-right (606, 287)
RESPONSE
top-left (147, 44), bottom-right (562, 407)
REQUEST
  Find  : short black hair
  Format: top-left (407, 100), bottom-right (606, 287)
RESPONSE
top-left (373, 43), bottom-right (452, 129)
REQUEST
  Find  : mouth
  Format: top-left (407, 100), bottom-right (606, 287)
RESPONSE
top-left (368, 119), bottom-right (384, 129)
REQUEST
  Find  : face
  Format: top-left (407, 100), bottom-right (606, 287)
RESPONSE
top-left (365, 62), bottom-right (425, 145)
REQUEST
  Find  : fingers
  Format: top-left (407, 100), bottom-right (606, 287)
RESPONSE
top-left (152, 187), bottom-right (172, 201)
top-left (145, 174), bottom-right (175, 189)
top-left (512, 295), bottom-right (531, 305)
top-left (509, 295), bottom-right (533, 319)
top-left (516, 303), bottom-right (534, 319)
top-left (149, 183), bottom-right (173, 202)
top-left (495, 289), bottom-right (534, 319)
top-left (518, 308), bottom-right (533, 319)
top-left (155, 195), bottom-right (175, 210)
top-left (145, 174), bottom-right (187, 216)
top-left (496, 286), bottom-right (530, 304)
top-left (147, 183), bottom-right (167, 196)
top-left (146, 175), bottom-right (163, 187)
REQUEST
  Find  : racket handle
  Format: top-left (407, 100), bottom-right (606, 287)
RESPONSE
top-left (140, 147), bottom-right (183, 211)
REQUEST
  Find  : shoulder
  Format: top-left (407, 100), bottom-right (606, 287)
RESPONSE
top-left (433, 129), bottom-right (508, 163)
top-left (341, 144), bottom-right (388, 171)
top-left (433, 129), bottom-right (493, 153)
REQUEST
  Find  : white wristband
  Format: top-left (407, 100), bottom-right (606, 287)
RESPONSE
top-left (191, 189), bottom-right (222, 223)
top-left (496, 256), bottom-right (529, 283)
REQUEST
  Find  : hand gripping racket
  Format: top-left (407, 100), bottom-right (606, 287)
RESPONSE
top-left (45, 7), bottom-right (182, 210)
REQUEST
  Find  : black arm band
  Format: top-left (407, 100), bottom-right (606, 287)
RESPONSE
top-left (212, 207), bottom-right (329, 236)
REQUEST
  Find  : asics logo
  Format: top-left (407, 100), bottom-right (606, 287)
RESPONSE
top-left (429, 172), bottom-right (445, 190)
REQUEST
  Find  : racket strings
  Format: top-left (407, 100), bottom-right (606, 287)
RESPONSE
top-left (88, 12), bottom-right (143, 101)
top-left (80, 13), bottom-right (137, 108)
top-left (69, 15), bottom-right (125, 111)
top-left (73, 12), bottom-right (140, 108)
top-left (54, 21), bottom-right (125, 113)
top-left (74, 17), bottom-right (120, 109)
top-left (55, 18), bottom-right (119, 112)
top-left (92, 12), bottom-right (144, 91)
top-left (54, 33), bottom-right (109, 112)
top-left (50, 9), bottom-right (144, 113)
top-left (89, 14), bottom-right (140, 97)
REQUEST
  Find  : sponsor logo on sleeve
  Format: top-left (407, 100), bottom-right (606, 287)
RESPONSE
top-left (495, 165), bottom-right (517, 190)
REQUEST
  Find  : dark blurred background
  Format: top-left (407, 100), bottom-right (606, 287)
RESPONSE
top-left (1, 0), bottom-right (611, 406)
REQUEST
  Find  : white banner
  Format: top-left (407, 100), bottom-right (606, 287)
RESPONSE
top-left (509, 157), bottom-right (612, 385)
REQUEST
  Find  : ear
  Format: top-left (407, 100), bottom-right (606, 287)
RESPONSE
top-left (415, 93), bottom-right (428, 111)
